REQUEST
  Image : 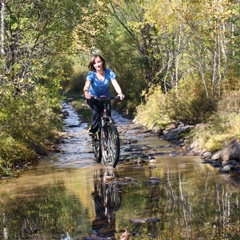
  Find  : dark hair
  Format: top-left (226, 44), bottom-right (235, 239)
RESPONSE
top-left (88, 54), bottom-right (106, 71)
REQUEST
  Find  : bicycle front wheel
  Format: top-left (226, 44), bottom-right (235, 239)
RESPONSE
top-left (100, 124), bottom-right (120, 168)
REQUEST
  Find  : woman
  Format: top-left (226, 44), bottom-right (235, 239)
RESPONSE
top-left (83, 54), bottom-right (125, 136)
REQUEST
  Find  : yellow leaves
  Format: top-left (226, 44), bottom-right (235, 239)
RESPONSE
top-left (144, 0), bottom-right (175, 31)
top-left (96, 0), bottom-right (105, 7)
top-left (73, 3), bottom-right (109, 53)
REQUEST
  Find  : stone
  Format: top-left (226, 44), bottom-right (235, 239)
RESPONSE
top-left (211, 151), bottom-right (222, 160)
top-left (219, 142), bottom-right (240, 165)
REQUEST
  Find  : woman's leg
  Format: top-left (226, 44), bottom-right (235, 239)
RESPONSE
top-left (87, 99), bottom-right (103, 133)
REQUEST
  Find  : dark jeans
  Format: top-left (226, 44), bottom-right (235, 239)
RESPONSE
top-left (87, 98), bottom-right (111, 133)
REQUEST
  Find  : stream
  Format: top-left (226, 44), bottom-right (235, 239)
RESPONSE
top-left (1, 102), bottom-right (240, 240)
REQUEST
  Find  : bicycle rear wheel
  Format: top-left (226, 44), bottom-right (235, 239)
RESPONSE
top-left (92, 131), bottom-right (102, 163)
top-left (100, 123), bottom-right (120, 168)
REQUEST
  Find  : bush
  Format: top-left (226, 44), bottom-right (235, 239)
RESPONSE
top-left (190, 90), bottom-right (240, 151)
top-left (168, 75), bottom-right (217, 124)
top-left (135, 75), bottom-right (218, 129)
top-left (135, 85), bottom-right (173, 128)
top-left (0, 85), bottom-right (62, 175)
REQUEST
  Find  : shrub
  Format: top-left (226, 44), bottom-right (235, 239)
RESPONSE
top-left (135, 85), bottom-right (172, 128)
top-left (190, 90), bottom-right (240, 151)
top-left (135, 75), bottom-right (218, 129)
top-left (0, 85), bottom-right (62, 175)
top-left (168, 74), bottom-right (217, 124)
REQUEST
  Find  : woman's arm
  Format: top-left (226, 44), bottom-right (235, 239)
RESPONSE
top-left (111, 79), bottom-right (125, 100)
top-left (83, 80), bottom-right (92, 99)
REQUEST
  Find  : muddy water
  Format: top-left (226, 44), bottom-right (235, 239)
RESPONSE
top-left (1, 102), bottom-right (240, 239)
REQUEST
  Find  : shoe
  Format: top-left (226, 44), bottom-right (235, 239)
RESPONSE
top-left (88, 129), bottom-right (95, 137)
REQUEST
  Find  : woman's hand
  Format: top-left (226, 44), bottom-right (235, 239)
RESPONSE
top-left (118, 93), bottom-right (125, 100)
top-left (84, 92), bottom-right (92, 99)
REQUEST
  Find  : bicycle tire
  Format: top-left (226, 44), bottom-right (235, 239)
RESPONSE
top-left (100, 123), bottom-right (120, 168)
top-left (92, 132), bottom-right (102, 163)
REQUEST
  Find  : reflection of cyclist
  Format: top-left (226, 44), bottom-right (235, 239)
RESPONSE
top-left (83, 54), bottom-right (125, 136)
top-left (83, 169), bottom-right (122, 240)
top-left (91, 192), bottom-right (115, 239)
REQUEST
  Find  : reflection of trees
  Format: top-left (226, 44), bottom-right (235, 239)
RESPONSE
top-left (116, 164), bottom-right (240, 239)
top-left (0, 182), bottom-right (89, 239)
top-left (164, 167), bottom-right (240, 239)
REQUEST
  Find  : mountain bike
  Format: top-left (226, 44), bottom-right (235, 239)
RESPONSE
top-left (82, 95), bottom-right (120, 168)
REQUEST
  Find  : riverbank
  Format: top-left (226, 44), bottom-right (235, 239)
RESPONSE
top-left (148, 120), bottom-right (240, 175)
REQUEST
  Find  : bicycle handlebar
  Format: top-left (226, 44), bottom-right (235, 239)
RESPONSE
top-left (80, 95), bottom-right (121, 101)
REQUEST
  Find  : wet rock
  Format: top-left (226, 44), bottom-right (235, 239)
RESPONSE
top-left (189, 148), bottom-right (202, 156)
top-left (190, 139), bottom-right (200, 149)
top-left (149, 159), bottom-right (157, 164)
top-left (203, 159), bottom-right (221, 168)
top-left (219, 160), bottom-right (240, 174)
top-left (124, 144), bottom-right (151, 152)
top-left (118, 177), bottom-right (138, 185)
top-left (201, 151), bottom-right (212, 159)
top-left (219, 141), bottom-right (240, 165)
top-left (123, 139), bottom-right (138, 144)
top-left (133, 165), bottom-right (144, 170)
top-left (162, 123), bottom-right (194, 143)
top-left (211, 151), bottom-right (222, 160)
top-left (62, 110), bottom-right (69, 117)
top-left (211, 161), bottom-right (222, 168)
top-left (220, 164), bottom-right (231, 173)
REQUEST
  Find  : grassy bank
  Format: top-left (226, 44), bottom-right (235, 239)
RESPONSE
top-left (135, 86), bottom-right (240, 152)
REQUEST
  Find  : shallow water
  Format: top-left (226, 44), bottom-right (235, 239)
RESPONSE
top-left (1, 103), bottom-right (240, 240)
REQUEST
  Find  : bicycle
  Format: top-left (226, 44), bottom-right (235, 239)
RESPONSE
top-left (81, 95), bottom-right (121, 168)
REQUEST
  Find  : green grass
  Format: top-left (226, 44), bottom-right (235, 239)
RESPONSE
top-left (71, 99), bottom-right (91, 123)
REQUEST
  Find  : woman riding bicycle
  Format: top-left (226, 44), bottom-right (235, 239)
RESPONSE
top-left (83, 54), bottom-right (125, 136)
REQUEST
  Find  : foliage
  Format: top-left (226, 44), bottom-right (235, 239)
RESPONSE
top-left (167, 74), bottom-right (217, 124)
top-left (102, 0), bottom-right (240, 150)
top-left (135, 85), bottom-right (172, 129)
top-left (190, 90), bottom-right (240, 151)
top-left (0, 84), bottom-right (62, 175)
top-left (0, 0), bottom-right (83, 175)
top-left (135, 74), bottom-right (218, 129)
top-left (97, 16), bottom-right (148, 115)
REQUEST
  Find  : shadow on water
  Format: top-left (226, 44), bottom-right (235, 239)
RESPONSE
top-left (1, 102), bottom-right (240, 239)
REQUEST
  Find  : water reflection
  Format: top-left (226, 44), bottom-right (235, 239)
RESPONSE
top-left (83, 168), bottom-right (122, 240)
top-left (1, 157), bottom-right (240, 239)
